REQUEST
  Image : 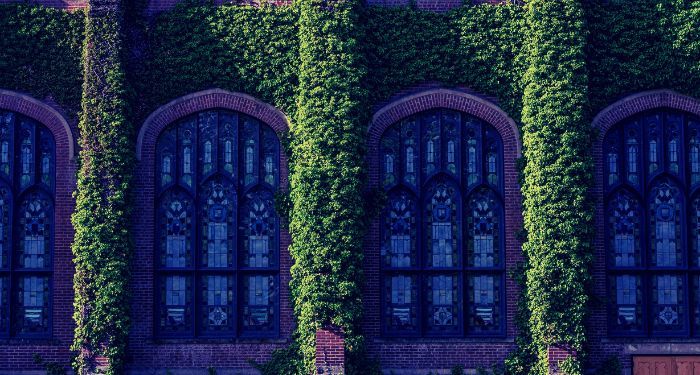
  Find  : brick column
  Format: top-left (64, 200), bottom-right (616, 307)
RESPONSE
top-left (316, 326), bottom-right (345, 375)
top-left (548, 346), bottom-right (577, 374)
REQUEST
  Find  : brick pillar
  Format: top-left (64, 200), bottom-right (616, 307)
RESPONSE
top-left (548, 346), bottom-right (577, 374)
top-left (315, 326), bottom-right (345, 375)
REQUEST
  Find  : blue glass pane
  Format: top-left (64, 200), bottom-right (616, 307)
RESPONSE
top-left (402, 118), bottom-right (419, 188)
top-left (200, 179), bottom-right (236, 268)
top-left (14, 276), bottom-right (49, 334)
top-left (383, 192), bottom-right (416, 268)
top-left (219, 112), bottom-right (237, 179)
top-left (160, 275), bottom-right (192, 334)
top-left (645, 114), bottom-right (662, 176)
top-left (608, 191), bottom-right (641, 267)
top-left (198, 111), bottom-right (217, 181)
top-left (468, 274), bottom-right (501, 333)
top-left (652, 274), bottom-right (685, 333)
top-left (625, 123), bottom-right (641, 188)
top-left (0, 186), bottom-right (9, 269)
top-left (425, 181), bottom-right (459, 268)
top-left (240, 190), bottom-right (276, 268)
top-left (0, 112), bottom-right (13, 180)
top-left (201, 275), bottom-right (234, 333)
top-left (467, 189), bottom-right (500, 268)
top-left (159, 191), bottom-right (193, 268)
top-left (384, 274), bottom-right (418, 334)
top-left (156, 127), bottom-right (176, 190)
top-left (422, 113), bottom-right (440, 179)
top-left (179, 118), bottom-right (196, 189)
top-left (441, 110), bottom-right (460, 177)
top-left (17, 192), bottom-right (51, 269)
top-left (610, 274), bottom-right (643, 333)
top-left (425, 273), bottom-right (460, 334)
top-left (649, 180), bottom-right (683, 267)
top-left (242, 274), bottom-right (276, 334)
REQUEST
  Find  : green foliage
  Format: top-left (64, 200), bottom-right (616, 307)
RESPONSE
top-left (2, 0), bottom-right (700, 374)
top-left (595, 356), bottom-right (622, 375)
top-left (290, 0), bottom-right (369, 372)
top-left (585, 0), bottom-right (700, 113)
top-left (0, 4), bottom-right (84, 117)
top-left (136, 2), bottom-right (299, 122)
top-left (71, 0), bottom-right (134, 374)
top-left (33, 354), bottom-right (68, 375)
top-left (520, 1), bottom-right (593, 375)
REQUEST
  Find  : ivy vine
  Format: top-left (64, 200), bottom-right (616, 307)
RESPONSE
top-left (71, 0), bottom-right (134, 373)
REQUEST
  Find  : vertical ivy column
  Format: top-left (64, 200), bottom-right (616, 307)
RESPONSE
top-left (521, 0), bottom-right (593, 374)
top-left (291, 0), bottom-right (367, 372)
top-left (71, 0), bottom-right (134, 373)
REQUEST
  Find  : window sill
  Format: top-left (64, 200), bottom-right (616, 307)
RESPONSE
top-left (151, 337), bottom-right (290, 345)
top-left (602, 337), bottom-right (700, 344)
top-left (372, 336), bottom-right (515, 344)
top-left (0, 337), bottom-right (58, 345)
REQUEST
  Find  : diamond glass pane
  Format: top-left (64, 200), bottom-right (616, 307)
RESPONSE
top-left (241, 190), bottom-right (276, 268)
top-left (426, 274), bottom-right (460, 334)
top-left (17, 192), bottom-right (51, 269)
top-left (383, 192), bottom-right (416, 268)
top-left (649, 180), bottom-right (683, 267)
top-left (652, 274), bottom-right (685, 333)
top-left (608, 191), bottom-right (642, 267)
top-left (467, 188), bottom-right (500, 268)
top-left (201, 275), bottom-right (234, 333)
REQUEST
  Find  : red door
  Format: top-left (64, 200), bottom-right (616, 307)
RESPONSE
top-left (634, 357), bottom-right (700, 375)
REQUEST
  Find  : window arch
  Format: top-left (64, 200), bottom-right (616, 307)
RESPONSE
top-left (380, 108), bottom-right (505, 337)
top-left (155, 110), bottom-right (279, 338)
top-left (0, 111), bottom-right (55, 338)
top-left (605, 109), bottom-right (700, 336)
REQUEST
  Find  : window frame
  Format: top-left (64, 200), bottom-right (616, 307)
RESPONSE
top-left (154, 109), bottom-right (280, 340)
top-left (0, 111), bottom-right (55, 339)
top-left (605, 109), bottom-right (700, 338)
top-left (379, 108), bottom-right (507, 338)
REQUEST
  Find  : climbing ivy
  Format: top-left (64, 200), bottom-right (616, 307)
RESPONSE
top-left (289, 0), bottom-right (369, 372)
top-left (520, 0), bottom-right (593, 374)
top-left (0, 4), bottom-right (83, 117)
top-left (1, 0), bottom-right (700, 373)
top-left (70, 0), bottom-right (134, 373)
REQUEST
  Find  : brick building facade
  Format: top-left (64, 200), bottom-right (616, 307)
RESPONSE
top-left (0, 0), bottom-right (698, 374)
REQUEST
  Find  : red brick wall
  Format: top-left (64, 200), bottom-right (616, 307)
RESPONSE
top-left (364, 87), bottom-right (523, 370)
top-left (588, 90), bottom-right (700, 373)
top-left (316, 326), bottom-right (345, 374)
top-left (0, 90), bottom-right (77, 371)
top-left (129, 89), bottom-right (294, 371)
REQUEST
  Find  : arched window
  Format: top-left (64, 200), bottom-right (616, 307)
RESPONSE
top-left (0, 111), bottom-right (55, 338)
top-left (380, 109), bottom-right (505, 337)
top-left (605, 109), bottom-right (700, 336)
top-left (155, 110), bottom-right (279, 338)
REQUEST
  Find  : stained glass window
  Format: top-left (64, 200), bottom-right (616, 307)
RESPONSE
top-left (156, 110), bottom-right (280, 338)
top-left (380, 109), bottom-right (505, 337)
top-left (0, 111), bottom-right (54, 338)
top-left (605, 109), bottom-right (700, 337)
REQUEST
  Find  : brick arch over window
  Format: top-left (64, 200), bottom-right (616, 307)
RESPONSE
top-left (130, 89), bottom-right (293, 369)
top-left (590, 91), bottom-right (700, 354)
top-left (363, 88), bottom-right (523, 366)
top-left (593, 90), bottom-right (700, 136)
top-left (0, 89), bottom-right (76, 369)
top-left (0, 89), bottom-right (75, 160)
top-left (368, 89), bottom-right (521, 176)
